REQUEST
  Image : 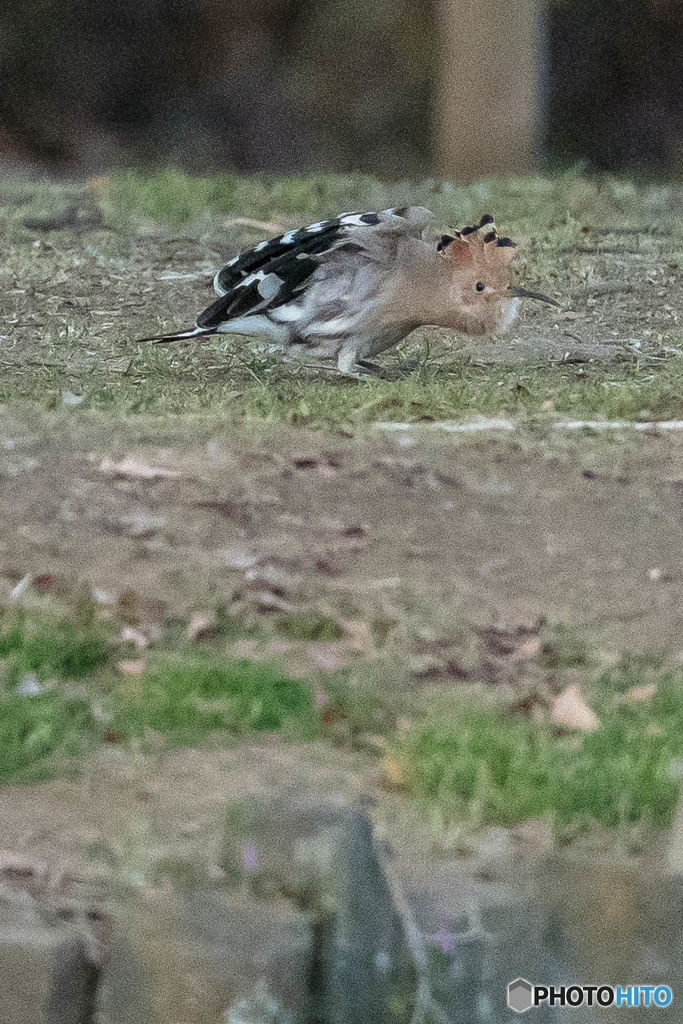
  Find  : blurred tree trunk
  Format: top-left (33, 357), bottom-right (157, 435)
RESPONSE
top-left (436, 0), bottom-right (545, 180)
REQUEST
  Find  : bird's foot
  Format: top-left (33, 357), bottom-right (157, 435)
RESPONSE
top-left (355, 358), bottom-right (424, 380)
top-left (355, 359), bottom-right (389, 376)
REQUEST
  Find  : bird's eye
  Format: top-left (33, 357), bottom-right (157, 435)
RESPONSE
top-left (475, 281), bottom-right (485, 292)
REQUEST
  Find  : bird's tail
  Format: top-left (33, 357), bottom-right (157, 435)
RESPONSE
top-left (136, 325), bottom-right (217, 345)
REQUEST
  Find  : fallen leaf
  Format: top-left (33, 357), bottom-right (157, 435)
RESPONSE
top-left (364, 734), bottom-right (386, 752)
top-left (118, 513), bottom-right (167, 538)
top-left (218, 545), bottom-right (258, 570)
top-left (263, 639), bottom-right (297, 655)
top-left (314, 557), bottom-right (341, 577)
top-left (0, 854), bottom-right (49, 890)
top-left (116, 589), bottom-right (142, 623)
top-left (158, 271), bottom-right (207, 281)
top-left (62, 391), bottom-right (84, 406)
top-left (254, 592), bottom-right (297, 614)
top-left (341, 619), bottom-right (375, 653)
top-left (512, 636), bottom-right (541, 660)
top-left (625, 683), bottom-right (657, 702)
top-left (98, 457), bottom-right (180, 480)
top-left (121, 626), bottom-right (148, 649)
top-left (186, 612), bottom-right (216, 640)
top-left (381, 755), bottom-right (406, 790)
top-left (551, 684), bottom-right (600, 732)
top-left (243, 566), bottom-right (292, 591)
top-left (117, 659), bottom-right (146, 675)
top-left (232, 639), bottom-right (259, 659)
top-left (32, 573), bottom-right (54, 594)
top-left (16, 673), bottom-right (45, 696)
top-left (108, 357), bottom-right (134, 374)
top-left (86, 175), bottom-right (110, 197)
top-left (341, 523), bottom-right (370, 538)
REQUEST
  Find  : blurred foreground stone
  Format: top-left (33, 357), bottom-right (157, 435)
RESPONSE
top-left (2, 790), bottom-right (683, 1022)
top-left (0, 881), bottom-right (100, 1024)
top-left (221, 791), bottom-right (414, 1024)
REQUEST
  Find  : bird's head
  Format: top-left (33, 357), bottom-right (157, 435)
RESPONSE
top-left (437, 214), bottom-right (558, 335)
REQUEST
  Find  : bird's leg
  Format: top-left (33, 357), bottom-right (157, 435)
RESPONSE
top-left (330, 344), bottom-right (373, 380)
top-left (336, 344), bottom-right (361, 376)
top-left (292, 347), bottom-right (371, 380)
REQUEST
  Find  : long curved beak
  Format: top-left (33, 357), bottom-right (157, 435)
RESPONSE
top-left (509, 285), bottom-right (561, 308)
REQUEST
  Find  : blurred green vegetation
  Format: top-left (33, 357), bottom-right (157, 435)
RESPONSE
top-left (3, 604), bottom-right (683, 847)
top-left (104, 169), bottom-right (399, 228)
top-left (112, 655), bottom-right (317, 743)
top-left (394, 668), bottom-right (683, 838)
top-left (0, 609), bottom-right (316, 781)
top-left (103, 166), bottom-right (678, 230)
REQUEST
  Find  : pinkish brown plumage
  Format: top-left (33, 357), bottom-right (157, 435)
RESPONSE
top-left (140, 207), bottom-right (558, 375)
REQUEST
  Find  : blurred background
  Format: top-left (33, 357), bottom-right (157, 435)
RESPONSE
top-left (0, 0), bottom-right (681, 180)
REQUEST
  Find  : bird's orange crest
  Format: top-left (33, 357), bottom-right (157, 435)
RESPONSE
top-left (437, 213), bottom-right (516, 272)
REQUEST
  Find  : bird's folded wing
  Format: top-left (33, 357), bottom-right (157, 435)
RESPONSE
top-left (198, 206), bottom-right (433, 330)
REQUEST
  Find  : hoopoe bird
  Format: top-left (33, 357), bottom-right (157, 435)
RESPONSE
top-left (140, 207), bottom-right (558, 375)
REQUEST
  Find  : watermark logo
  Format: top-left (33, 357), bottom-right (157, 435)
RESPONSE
top-left (507, 978), bottom-right (672, 1013)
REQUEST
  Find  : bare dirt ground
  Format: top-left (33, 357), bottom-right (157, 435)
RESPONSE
top-left (3, 409), bottom-right (683, 887)
top-left (2, 410), bottom-right (683, 658)
top-left (1, 173), bottom-right (683, 922)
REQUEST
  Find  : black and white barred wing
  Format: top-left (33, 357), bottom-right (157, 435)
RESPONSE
top-left (141, 207), bottom-right (433, 344)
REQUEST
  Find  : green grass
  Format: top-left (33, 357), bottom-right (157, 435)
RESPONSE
top-left (1, 687), bottom-right (96, 783)
top-left (229, 359), bottom-right (683, 425)
top-left (0, 609), bottom-right (112, 780)
top-left (7, 356), bottom-right (683, 429)
top-left (102, 167), bottom-right (681, 236)
top-left (276, 611), bottom-right (346, 642)
top-left (0, 609), bottom-right (316, 781)
top-left (3, 606), bottom-right (683, 846)
top-left (394, 666), bottom-right (683, 837)
top-left (111, 655), bottom-right (317, 743)
top-left (0, 608), bottom-right (112, 683)
top-left (104, 169), bottom-right (399, 229)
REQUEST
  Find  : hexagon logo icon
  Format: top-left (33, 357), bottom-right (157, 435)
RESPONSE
top-left (508, 978), bottom-right (534, 1013)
